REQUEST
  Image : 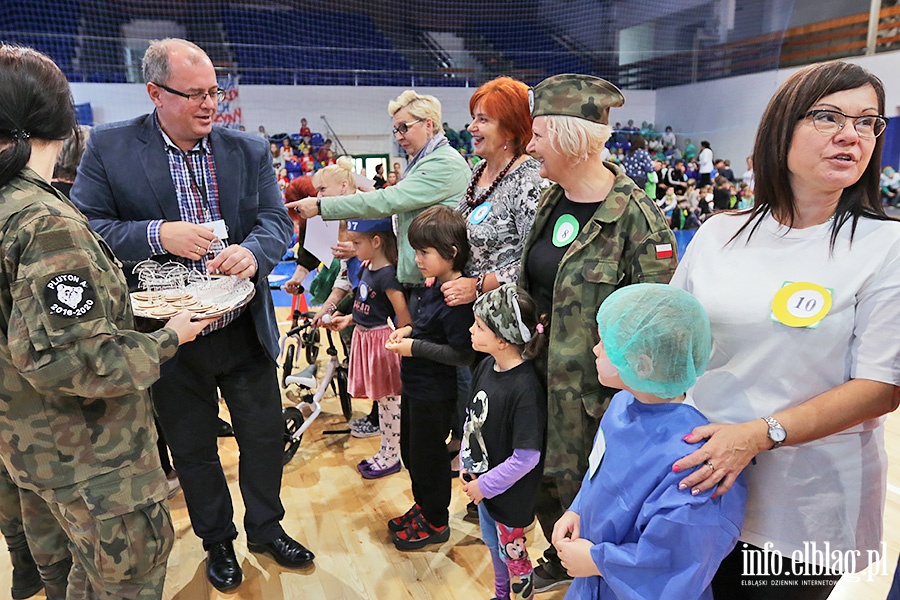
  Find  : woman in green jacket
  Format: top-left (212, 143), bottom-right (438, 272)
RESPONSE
top-left (287, 90), bottom-right (470, 285)
top-left (520, 74), bottom-right (679, 592)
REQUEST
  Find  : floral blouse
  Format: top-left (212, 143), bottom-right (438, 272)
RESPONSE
top-left (456, 157), bottom-right (543, 285)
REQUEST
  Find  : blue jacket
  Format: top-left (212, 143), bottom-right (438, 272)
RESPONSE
top-left (71, 114), bottom-right (292, 360)
top-left (566, 391), bottom-right (746, 600)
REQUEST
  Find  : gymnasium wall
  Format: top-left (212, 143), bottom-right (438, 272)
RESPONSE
top-left (70, 48), bottom-right (900, 166)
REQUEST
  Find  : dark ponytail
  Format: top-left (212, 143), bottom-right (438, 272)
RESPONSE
top-left (0, 132), bottom-right (32, 190)
top-left (516, 289), bottom-right (548, 361)
top-left (0, 45), bottom-right (76, 189)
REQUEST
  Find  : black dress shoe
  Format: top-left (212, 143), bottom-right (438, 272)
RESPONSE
top-left (248, 533), bottom-right (315, 568)
top-left (217, 417), bottom-right (234, 437)
top-left (206, 540), bottom-right (242, 592)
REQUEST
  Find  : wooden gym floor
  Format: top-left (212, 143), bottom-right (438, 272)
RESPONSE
top-left (2, 309), bottom-right (899, 599)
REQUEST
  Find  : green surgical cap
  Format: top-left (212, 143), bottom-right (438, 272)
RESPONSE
top-left (596, 284), bottom-right (711, 399)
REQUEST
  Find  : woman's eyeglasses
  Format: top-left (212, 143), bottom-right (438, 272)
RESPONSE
top-left (392, 119), bottom-right (422, 136)
top-left (155, 82), bottom-right (226, 104)
top-left (804, 109), bottom-right (888, 139)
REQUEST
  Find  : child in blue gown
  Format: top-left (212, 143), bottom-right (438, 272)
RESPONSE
top-left (553, 283), bottom-right (747, 600)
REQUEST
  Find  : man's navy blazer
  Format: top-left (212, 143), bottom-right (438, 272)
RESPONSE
top-left (71, 114), bottom-right (293, 361)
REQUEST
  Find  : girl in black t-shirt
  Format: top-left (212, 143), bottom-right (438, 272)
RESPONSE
top-left (327, 218), bottom-right (411, 479)
top-left (460, 284), bottom-right (548, 600)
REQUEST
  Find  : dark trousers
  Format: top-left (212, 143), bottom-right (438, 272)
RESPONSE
top-left (889, 553), bottom-right (900, 600)
top-left (153, 311), bottom-right (285, 548)
top-left (533, 475), bottom-right (583, 574)
top-left (450, 365), bottom-right (473, 442)
top-left (712, 542), bottom-right (838, 600)
top-left (399, 393), bottom-right (455, 527)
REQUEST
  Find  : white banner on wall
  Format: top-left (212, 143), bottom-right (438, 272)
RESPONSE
top-left (215, 74), bottom-right (242, 129)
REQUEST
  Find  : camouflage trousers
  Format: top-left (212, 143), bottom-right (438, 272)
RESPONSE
top-left (531, 350), bottom-right (598, 574)
top-left (0, 462), bottom-right (70, 566)
top-left (32, 466), bottom-right (173, 600)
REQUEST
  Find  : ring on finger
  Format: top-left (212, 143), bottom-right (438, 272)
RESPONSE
top-left (705, 460), bottom-right (715, 471)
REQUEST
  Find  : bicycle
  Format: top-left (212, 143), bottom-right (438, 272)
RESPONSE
top-left (279, 312), bottom-right (353, 465)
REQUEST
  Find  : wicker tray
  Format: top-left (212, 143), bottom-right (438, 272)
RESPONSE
top-left (130, 276), bottom-right (255, 320)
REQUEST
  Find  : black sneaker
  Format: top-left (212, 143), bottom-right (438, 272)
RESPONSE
top-left (392, 511), bottom-right (450, 550)
top-left (463, 501), bottom-right (479, 523)
top-left (387, 503), bottom-right (421, 533)
top-left (532, 558), bottom-right (573, 593)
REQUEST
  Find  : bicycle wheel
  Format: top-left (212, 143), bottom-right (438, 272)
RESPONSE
top-left (336, 367), bottom-right (352, 421)
top-left (282, 406), bottom-right (304, 465)
top-left (304, 329), bottom-right (320, 364)
top-left (281, 344), bottom-right (295, 389)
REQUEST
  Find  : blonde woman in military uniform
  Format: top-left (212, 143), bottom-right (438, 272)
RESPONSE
top-left (519, 74), bottom-right (678, 592)
top-left (0, 45), bottom-right (211, 599)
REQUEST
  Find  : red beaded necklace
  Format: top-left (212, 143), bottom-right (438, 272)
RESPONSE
top-left (464, 154), bottom-right (521, 209)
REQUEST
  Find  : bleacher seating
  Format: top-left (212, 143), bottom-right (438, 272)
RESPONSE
top-left (221, 7), bottom-right (412, 86)
top-left (475, 20), bottom-right (594, 84)
top-left (1, 0), bottom-right (80, 79)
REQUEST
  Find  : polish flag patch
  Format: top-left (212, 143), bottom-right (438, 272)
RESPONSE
top-left (655, 243), bottom-right (673, 259)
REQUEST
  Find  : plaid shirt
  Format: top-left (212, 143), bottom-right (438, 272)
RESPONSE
top-left (147, 113), bottom-right (242, 332)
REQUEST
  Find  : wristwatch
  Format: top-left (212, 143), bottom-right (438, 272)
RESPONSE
top-left (761, 416), bottom-right (786, 449)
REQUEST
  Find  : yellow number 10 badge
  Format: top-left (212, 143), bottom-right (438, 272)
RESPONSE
top-left (770, 281), bottom-right (833, 329)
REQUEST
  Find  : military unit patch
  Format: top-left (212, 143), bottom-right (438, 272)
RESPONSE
top-left (44, 273), bottom-right (96, 318)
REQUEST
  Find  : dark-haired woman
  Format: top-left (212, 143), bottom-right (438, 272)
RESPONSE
top-left (698, 140), bottom-right (714, 186)
top-left (671, 61), bottom-right (900, 599)
top-left (0, 45), bottom-right (210, 598)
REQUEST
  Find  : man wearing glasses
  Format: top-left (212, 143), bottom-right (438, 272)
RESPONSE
top-left (71, 38), bottom-right (314, 593)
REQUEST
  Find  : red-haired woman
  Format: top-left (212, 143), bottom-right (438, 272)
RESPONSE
top-left (441, 76), bottom-right (542, 307)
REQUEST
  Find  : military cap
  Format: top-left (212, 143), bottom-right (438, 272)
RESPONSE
top-left (529, 74), bottom-right (625, 125)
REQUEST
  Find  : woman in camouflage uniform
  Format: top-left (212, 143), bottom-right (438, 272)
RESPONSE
top-left (519, 74), bottom-right (678, 592)
top-left (0, 45), bottom-right (211, 599)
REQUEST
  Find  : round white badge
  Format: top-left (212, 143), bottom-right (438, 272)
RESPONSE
top-left (358, 282), bottom-right (370, 302)
top-left (470, 202), bottom-right (492, 225)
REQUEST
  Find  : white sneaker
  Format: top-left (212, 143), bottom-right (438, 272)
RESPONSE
top-left (348, 416), bottom-right (380, 438)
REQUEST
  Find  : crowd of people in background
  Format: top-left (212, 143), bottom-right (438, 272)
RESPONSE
top-left (268, 110), bottom-right (760, 238)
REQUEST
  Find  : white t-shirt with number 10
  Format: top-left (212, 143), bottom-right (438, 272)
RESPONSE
top-left (671, 211), bottom-right (900, 569)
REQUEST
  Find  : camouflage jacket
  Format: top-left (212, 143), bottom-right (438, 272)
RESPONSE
top-left (0, 169), bottom-right (179, 491)
top-left (519, 162), bottom-right (678, 481)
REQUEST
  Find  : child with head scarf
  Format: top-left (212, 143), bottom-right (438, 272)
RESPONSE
top-left (460, 283), bottom-right (548, 600)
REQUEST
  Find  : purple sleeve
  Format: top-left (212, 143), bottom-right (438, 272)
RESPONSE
top-left (477, 448), bottom-right (541, 499)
